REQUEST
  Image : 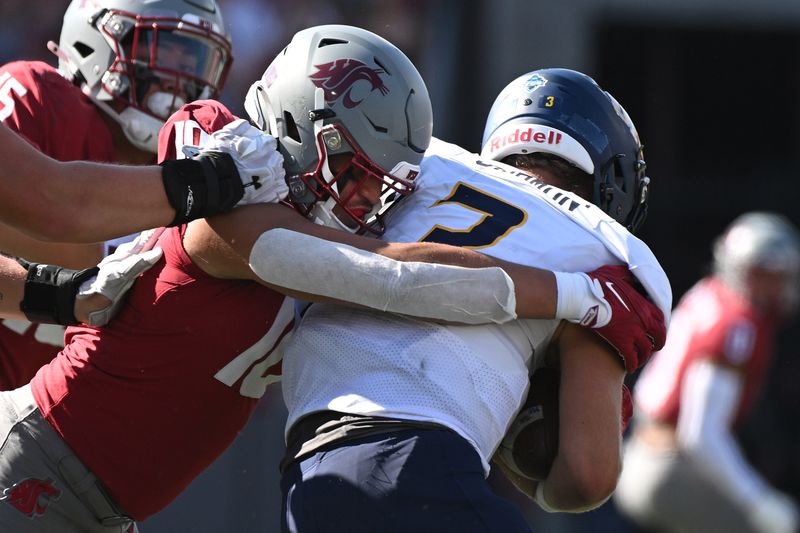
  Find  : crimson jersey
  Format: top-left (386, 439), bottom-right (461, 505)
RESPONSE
top-left (30, 101), bottom-right (292, 520)
top-left (635, 276), bottom-right (773, 426)
top-left (0, 61), bottom-right (116, 390)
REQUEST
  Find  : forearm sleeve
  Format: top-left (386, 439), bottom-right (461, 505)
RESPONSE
top-left (248, 228), bottom-right (517, 324)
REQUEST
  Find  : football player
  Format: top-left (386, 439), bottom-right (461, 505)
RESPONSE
top-left (0, 29), bottom-right (665, 532)
top-left (0, 0), bottom-right (247, 391)
top-left (616, 212), bottom-right (800, 533)
top-left (276, 68), bottom-right (672, 531)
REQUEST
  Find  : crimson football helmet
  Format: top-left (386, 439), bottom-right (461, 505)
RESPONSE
top-left (52, 0), bottom-right (232, 153)
top-left (481, 68), bottom-right (650, 233)
top-left (244, 25), bottom-right (432, 234)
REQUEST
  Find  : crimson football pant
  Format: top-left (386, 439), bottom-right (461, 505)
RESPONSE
top-left (0, 384), bottom-right (137, 533)
top-left (281, 427), bottom-right (533, 533)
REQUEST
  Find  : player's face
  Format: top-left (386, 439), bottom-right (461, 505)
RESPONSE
top-left (132, 33), bottom-right (204, 118)
top-left (747, 266), bottom-right (798, 319)
top-left (327, 153), bottom-right (383, 229)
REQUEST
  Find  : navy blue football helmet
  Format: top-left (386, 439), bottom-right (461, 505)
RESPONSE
top-left (481, 68), bottom-right (650, 233)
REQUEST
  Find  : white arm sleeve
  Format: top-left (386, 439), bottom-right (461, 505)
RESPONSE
top-left (676, 360), bottom-right (770, 504)
top-left (248, 228), bottom-right (517, 324)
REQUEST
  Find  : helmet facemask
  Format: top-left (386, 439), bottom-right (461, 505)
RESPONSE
top-left (97, 10), bottom-right (231, 120)
top-left (52, 1), bottom-right (232, 153)
top-left (594, 148), bottom-right (650, 234)
top-left (293, 121), bottom-right (418, 236)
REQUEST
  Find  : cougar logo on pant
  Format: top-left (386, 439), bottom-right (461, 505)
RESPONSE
top-left (1, 478), bottom-right (61, 517)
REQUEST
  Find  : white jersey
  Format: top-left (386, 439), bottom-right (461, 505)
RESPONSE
top-left (283, 138), bottom-right (671, 472)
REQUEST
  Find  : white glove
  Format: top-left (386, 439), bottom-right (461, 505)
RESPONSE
top-left (76, 228), bottom-right (165, 326)
top-left (748, 489), bottom-right (799, 533)
top-left (195, 119), bottom-right (287, 205)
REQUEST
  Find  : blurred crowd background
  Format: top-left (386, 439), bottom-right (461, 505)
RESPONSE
top-left (4, 0), bottom-right (800, 531)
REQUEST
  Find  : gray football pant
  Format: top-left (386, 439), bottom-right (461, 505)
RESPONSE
top-left (614, 435), bottom-right (758, 533)
top-left (0, 384), bottom-right (138, 533)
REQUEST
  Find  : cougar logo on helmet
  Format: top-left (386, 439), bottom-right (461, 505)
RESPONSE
top-left (310, 59), bottom-right (390, 109)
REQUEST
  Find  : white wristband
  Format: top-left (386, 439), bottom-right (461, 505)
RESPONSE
top-left (554, 271), bottom-right (588, 322)
top-left (553, 271), bottom-right (611, 327)
top-left (249, 228), bottom-right (518, 324)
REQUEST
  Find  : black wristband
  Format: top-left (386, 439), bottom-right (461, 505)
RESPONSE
top-left (20, 263), bottom-right (99, 326)
top-left (160, 151), bottom-right (245, 226)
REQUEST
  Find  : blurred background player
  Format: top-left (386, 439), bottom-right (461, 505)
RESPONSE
top-left (0, 0), bottom-right (232, 390)
top-left (615, 212), bottom-right (800, 533)
top-left (277, 68), bottom-right (670, 532)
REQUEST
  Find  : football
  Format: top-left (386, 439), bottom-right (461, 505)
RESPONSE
top-left (498, 367), bottom-right (560, 481)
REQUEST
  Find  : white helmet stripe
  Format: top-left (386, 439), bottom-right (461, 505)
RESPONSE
top-left (480, 122), bottom-right (595, 174)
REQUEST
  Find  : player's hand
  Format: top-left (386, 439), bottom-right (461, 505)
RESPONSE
top-left (748, 489), bottom-right (799, 533)
top-left (554, 265), bottom-right (666, 372)
top-left (194, 119), bottom-right (288, 205)
top-left (75, 229), bottom-right (165, 326)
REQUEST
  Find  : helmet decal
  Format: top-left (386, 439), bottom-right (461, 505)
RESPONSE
top-left (524, 72), bottom-right (548, 92)
top-left (310, 59), bottom-right (390, 109)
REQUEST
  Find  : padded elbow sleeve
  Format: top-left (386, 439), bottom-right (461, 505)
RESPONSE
top-left (248, 228), bottom-right (517, 324)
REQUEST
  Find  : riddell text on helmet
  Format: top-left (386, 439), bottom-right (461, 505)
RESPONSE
top-left (487, 127), bottom-right (562, 154)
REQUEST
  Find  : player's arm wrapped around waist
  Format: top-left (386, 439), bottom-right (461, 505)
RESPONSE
top-left (248, 228), bottom-right (517, 324)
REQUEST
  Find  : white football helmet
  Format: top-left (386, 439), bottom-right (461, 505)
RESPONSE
top-left (713, 212), bottom-right (800, 315)
top-left (52, 0), bottom-right (232, 153)
top-left (244, 24), bottom-right (432, 234)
